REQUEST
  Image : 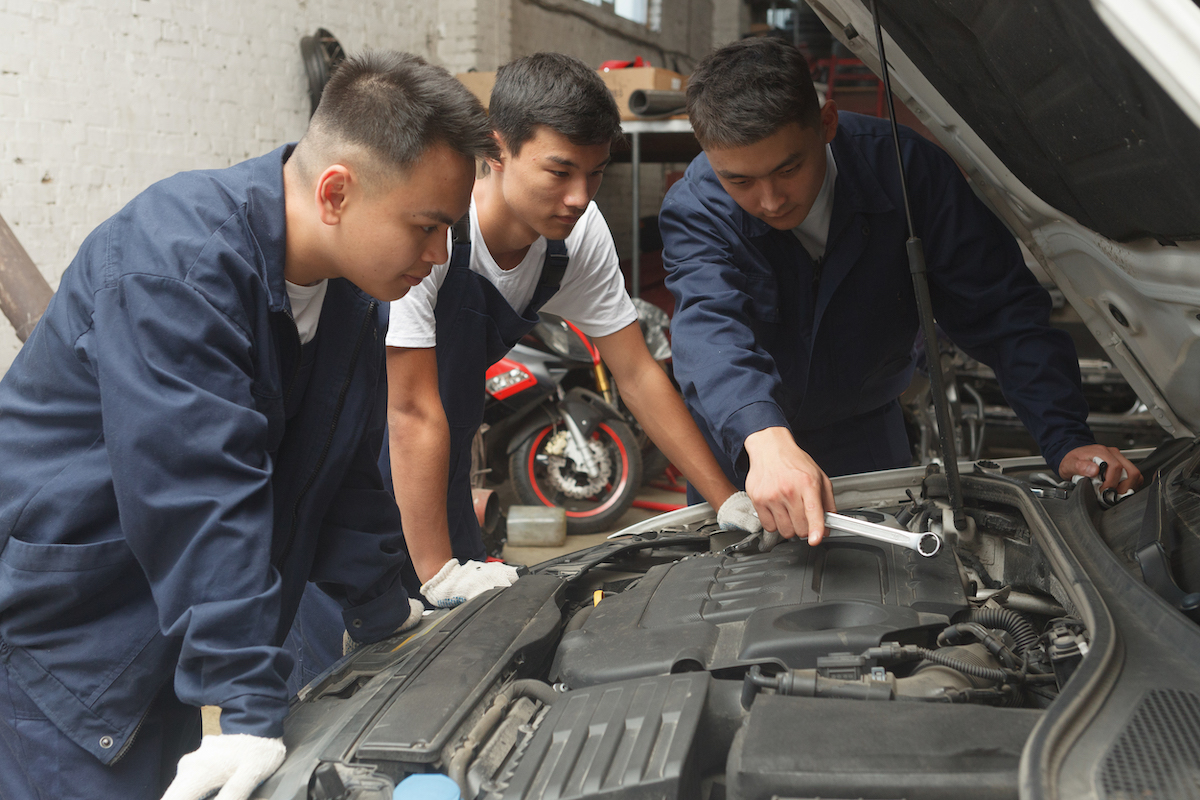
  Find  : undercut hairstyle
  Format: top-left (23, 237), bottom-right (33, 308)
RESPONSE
top-left (488, 52), bottom-right (624, 158)
top-left (295, 50), bottom-right (497, 188)
top-left (686, 37), bottom-right (822, 150)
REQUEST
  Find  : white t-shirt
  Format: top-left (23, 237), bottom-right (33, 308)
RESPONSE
top-left (386, 199), bottom-right (638, 349)
top-left (286, 279), bottom-right (328, 344)
top-left (791, 143), bottom-right (838, 261)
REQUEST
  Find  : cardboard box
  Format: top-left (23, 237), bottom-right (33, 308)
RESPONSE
top-left (599, 67), bottom-right (687, 120)
top-left (455, 71), bottom-right (496, 110)
top-left (458, 67), bottom-right (687, 121)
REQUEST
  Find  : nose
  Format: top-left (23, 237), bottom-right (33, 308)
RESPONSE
top-left (424, 229), bottom-right (450, 266)
top-left (758, 179), bottom-right (786, 215)
top-left (564, 175), bottom-right (591, 211)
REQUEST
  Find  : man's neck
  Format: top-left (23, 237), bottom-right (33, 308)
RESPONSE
top-left (281, 160), bottom-right (331, 286)
top-left (473, 176), bottom-right (537, 271)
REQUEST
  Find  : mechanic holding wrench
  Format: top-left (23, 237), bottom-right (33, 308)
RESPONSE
top-left (660, 37), bottom-right (1142, 550)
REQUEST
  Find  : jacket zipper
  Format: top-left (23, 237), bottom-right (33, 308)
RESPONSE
top-left (109, 690), bottom-right (155, 764)
top-left (283, 310), bottom-right (303, 409)
top-left (276, 300), bottom-right (376, 568)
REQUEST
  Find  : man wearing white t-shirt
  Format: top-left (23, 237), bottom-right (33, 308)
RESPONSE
top-left (389, 53), bottom-right (765, 609)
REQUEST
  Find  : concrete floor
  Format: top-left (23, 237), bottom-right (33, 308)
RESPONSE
top-left (500, 481), bottom-right (687, 564)
top-left (201, 478), bottom-right (689, 735)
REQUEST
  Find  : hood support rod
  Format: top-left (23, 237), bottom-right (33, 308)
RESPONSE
top-left (869, 0), bottom-right (967, 532)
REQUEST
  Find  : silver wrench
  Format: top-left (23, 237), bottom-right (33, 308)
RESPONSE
top-left (824, 512), bottom-right (943, 558)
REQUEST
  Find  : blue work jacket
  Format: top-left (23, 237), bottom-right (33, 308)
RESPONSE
top-left (0, 146), bottom-right (411, 763)
top-left (661, 112), bottom-right (1094, 481)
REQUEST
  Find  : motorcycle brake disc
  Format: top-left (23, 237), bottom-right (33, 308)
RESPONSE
top-left (544, 434), bottom-right (613, 499)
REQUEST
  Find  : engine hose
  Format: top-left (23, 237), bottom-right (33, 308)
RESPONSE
top-left (915, 647), bottom-right (1010, 684)
top-left (937, 622), bottom-right (1020, 668)
top-left (563, 603), bottom-right (595, 634)
top-left (955, 548), bottom-right (1002, 590)
top-left (508, 678), bottom-right (559, 706)
top-left (966, 607), bottom-right (1038, 655)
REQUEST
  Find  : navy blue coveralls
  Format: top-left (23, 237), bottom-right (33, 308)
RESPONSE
top-left (285, 225), bottom-right (568, 693)
top-left (0, 146), bottom-right (413, 800)
top-left (660, 112), bottom-right (1096, 487)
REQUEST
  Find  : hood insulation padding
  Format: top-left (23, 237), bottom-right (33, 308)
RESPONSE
top-left (874, 0), bottom-right (1200, 244)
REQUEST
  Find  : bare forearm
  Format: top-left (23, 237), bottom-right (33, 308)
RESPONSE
top-left (618, 365), bottom-right (736, 509)
top-left (388, 408), bottom-right (453, 583)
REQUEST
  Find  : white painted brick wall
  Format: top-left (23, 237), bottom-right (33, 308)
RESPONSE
top-left (0, 0), bottom-right (717, 375)
top-left (0, 0), bottom-right (471, 375)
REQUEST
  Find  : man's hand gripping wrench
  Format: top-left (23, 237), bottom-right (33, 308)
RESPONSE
top-left (722, 511), bottom-right (943, 558)
top-left (824, 512), bottom-right (942, 557)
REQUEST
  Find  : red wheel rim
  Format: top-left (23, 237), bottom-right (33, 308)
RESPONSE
top-left (525, 422), bottom-right (631, 518)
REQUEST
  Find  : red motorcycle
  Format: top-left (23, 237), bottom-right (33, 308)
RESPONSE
top-left (479, 314), bottom-right (645, 535)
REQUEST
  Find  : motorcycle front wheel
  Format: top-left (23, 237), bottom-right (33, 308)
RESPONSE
top-left (509, 418), bottom-right (643, 535)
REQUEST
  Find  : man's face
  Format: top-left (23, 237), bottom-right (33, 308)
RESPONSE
top-left (332, 143), bottom-right (474, 301)
top-left (705, 101), bottom-right (838, 231)
top-left (494, 125), bottom-right (611, 241)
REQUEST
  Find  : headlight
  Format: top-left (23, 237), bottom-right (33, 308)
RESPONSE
top-left (486, 367), bottom-right (532, 398)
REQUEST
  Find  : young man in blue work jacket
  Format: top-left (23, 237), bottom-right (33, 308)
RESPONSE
top-left (286, 53), bottom-right (764, 688)
top-left (659, 37), bottom-right (1142, 545)
top-left (0, 52), bottom-right (494, 800)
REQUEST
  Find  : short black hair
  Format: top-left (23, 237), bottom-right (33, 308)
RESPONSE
top-left (488, 52), bottom-right (624, 157)
top-left (687, 38), bottom-right (822, 149)
top-left (299, 51), bottom-right (497, 183)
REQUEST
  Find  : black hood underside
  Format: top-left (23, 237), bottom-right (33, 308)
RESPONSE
top-left (873, 0), bottom-right (1200, 244)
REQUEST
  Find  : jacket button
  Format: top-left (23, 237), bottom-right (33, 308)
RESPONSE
top-left (862, 224), bottom-right (870, 236)
top-left (99, 736), bottom-right (114, 749)
top-left (352, 619), bottom-right (363, 628)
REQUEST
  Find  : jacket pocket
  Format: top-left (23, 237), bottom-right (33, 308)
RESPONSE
top-left (0, 535), bottom-right (131, 572)
top-left (0, 537), bottom-right (142, 630)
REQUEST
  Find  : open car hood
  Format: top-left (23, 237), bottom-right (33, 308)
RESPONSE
top-left (808, 0), bottom-right (1200, 439)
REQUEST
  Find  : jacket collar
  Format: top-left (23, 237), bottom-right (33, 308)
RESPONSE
top-left (243, 144), bottom-right (292, 314)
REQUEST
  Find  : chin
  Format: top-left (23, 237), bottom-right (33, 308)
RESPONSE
top-left (377, 284), bottom-right (411, 302)
top-left (758, 210), bottom-right (805, 230)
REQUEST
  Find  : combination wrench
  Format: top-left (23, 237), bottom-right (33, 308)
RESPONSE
top-left (823, 512), bottom-right (943, 558)
top-left (722, 511), bottom-right (944, 558)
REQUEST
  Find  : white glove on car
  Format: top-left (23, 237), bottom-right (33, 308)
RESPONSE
top-left (344, 597), bottom-right (425, 656)
top-left (161, 733), bottom-right (286, 800)
top-left (1071, 455), bottom-right (1135, 509)
top-left (718, 491), bottom-right (782, 552)
top-left (421, 558), bottom-right (519, 608)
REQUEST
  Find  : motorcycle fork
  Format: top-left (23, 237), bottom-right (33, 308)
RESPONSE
top-left (593, 362), bottom-right (616, 406)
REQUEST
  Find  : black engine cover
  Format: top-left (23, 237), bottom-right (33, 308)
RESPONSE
top-left (554, 539), bottom-right (969, 688)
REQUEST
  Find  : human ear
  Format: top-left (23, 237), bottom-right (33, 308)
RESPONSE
top-left (820, 100), bottom-right (839, 144)
top-left (315, 165), bottom-right (352, 225)
top-left (485, 131), bottom-right (507, 174)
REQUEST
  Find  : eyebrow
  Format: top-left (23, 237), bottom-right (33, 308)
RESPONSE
top-left (546, 154), bottom-right (613, 170)
top-left (416, 210), bottom-right (457, 226)
top-left (716, 152), bottom-right (803, 181)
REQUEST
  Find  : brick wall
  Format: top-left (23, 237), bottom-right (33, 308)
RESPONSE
top-left (0, 0), bottom-right (475, 374)
top-left (0, 0), bottom-right (733, 374)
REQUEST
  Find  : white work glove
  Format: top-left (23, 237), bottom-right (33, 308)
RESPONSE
top-left (1071, 456), bottom-right (1135, 509)
top-left (162, 733), bottom-right (286, 800)
top-left (719, 491), bottom-right (782, 552)
top-left (343, 597), bottom-right (425, 657)
top-left (420, 558), bottom-right (518, 608)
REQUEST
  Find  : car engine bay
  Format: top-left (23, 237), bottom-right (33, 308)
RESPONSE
top-left (273, 439), bottom-right (1200, 800)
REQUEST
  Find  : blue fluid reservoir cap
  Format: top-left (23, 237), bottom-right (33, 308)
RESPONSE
top-left (393, 773), bottom-right (462, 800)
